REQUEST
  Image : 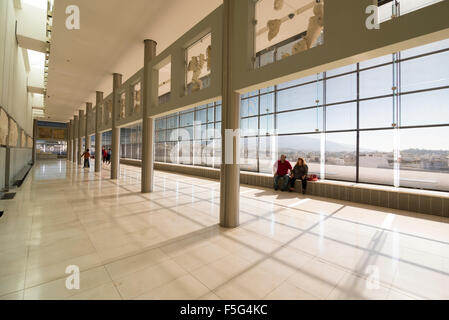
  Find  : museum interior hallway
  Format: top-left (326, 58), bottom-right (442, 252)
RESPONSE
top-left (1, 160), bottom-right (449, 300)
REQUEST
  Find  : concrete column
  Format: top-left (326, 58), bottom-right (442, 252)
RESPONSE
top-left (69, 120), bottom-right (74, 162)
top-left (111, 73), bottom-right (122, 179)
top-left (73, 116), bottom-right (79, 165)
top-left (220, 0), bottom-right (240, 228)
top-left (67, 122), bottom-right (71, 161)
top-left (142, 39), bottom-right (157, 193)
top-left (85, 103), bottom-right (93, 153)
top-left (95, 91), bottom-right (103, 173)
top-left (32, 119), bottom-right (38, 164)
top-left (78, 110), bottom-right (84, 167)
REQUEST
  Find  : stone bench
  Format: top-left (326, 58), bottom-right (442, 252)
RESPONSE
top-left (119, 159), bottom-right (449, 218)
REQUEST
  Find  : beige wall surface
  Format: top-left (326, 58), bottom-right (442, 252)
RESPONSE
top-left (0, 0), bottom-right (33, 135)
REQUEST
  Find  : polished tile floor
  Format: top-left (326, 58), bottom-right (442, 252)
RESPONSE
top-left (1, 160), bottom-right (449, 300)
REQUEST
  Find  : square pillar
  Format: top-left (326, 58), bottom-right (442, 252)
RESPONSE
top-left (78, 110), bottom-right (84, 167)
top-left (95, 91), bottom-right (103, 173)
top-left (142, 39), bottom-right (157, 193)
top-left (73, 115), bottom-right (79, 165)
top-left (85, 102), bottom-right (93, 154)
top-left (111, 73), bottom-right (122, 179)
top-left (220, 0), bottom-right (241, 228)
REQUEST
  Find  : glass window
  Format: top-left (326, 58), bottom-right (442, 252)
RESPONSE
top-left (260, 93), bottom-right (274, 115)
top-left (195, 108), bottom-right (207, 125)
top-left (259, 136), bottom-right (276, 174)
top-left (207, 107), bottom-right (214, 123)
top-left (401, 38), bottom-right (449, 59)
top-left (401, 50), bottom-right (449, 92)
top-left (241, 117), bottom-right (258, 137)
top-left (277, 73), bottom-right (321, 90)
top-left (400, 127), bottom-right (449, 191)
top-left (326, 103), bottom-right (357, 131)
top-left (156, 118), bottom-right (166, 130)
top-left (360, 64), bottom-right (393, 98)
top-left (180, 112), bottom-right (194, 127)
top-left (325, 132), bottom-right (357, 181)
top-left (241, 97), bottom-right (258, 117)
top-left (359, 54), bottom-right (392, 69)
top-left (215, 105), bottom-right (222, 122)
top-left (326, 64), bottom-right (356, 77)
top-left (359, 130), bottom-right (394, 186)
top-left (401, 89), bottom-right (449, 127)
top-left (360, 97), bottom-right (394, 129)
top-left (277, 81), bottom-right (322, 112)
top-left (260, 114), bottom-right (274, 136)
top-left (326, 73), bottom-right (357, 104)
top-left (276, 108), bottom-right (323, 134)
top-left (277, 134), bottom-right (321, 175)
top-left (167, 116), bottom-right (178, 129)
top-left (240, 137), bottom-right (258, 172)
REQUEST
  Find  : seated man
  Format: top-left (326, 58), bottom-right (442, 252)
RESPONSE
top-left (273, 155), bottom-right (292, 191)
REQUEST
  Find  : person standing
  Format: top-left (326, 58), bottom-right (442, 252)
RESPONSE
top-left (273, 155), bottom-right (292, 192)
top-left (107, 148), bottom-right (112, 165)
top-left (102, 147), bottom-right (107, 164)
top-left (290, 158), bottom-right (309, 194)
top-left (81, 149), bottom-right (91, 169)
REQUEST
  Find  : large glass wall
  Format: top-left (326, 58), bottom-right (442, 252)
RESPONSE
top-left (120, 124), bottom-right (142, 160)
top-left (125, 38), bottom-right (449, 192)
top-left (154, 101), bottom-right (222, 168)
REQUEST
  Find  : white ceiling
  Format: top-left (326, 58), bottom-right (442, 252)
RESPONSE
top-left (46, 0), bottom-right (222, 122)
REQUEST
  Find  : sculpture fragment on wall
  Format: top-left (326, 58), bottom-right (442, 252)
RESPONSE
top-left (261, 0), bottom-right (324, 57)
top-left (188, 54), bottom-right (207, 92)
top-left (0, 109), bottom-right (8, 145)
top-left (292, 1), bottom-right (324, 55)
top-left (8, 120), bottom-right (18, 147)
top-left (274, 0), bottom-right (284, 11)
top-left (27, 136), bottom-right (33, 149)
top-left (120, 94), bottom-right (126, 119)
top-left (134, 87), bottom-right (141, 114)
top-left (107, 102), bottom-right (112, 122)
top-left (206, 45), bottom-right (212, 71)
top-left (267, 19), bottom-right (282, 41)
top-left (21, 131), bottom-right (26, 148)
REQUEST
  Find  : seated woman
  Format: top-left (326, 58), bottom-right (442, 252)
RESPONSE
top-left (290, 158), bottom-right (309, 194)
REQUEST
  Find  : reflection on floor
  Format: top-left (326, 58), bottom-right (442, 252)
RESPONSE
top-left (1, 160), bottom-right (449, 300)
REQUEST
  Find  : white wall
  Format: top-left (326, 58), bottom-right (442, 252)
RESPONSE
top-left (0, 0), bottom-right (34, 135)
top-left (8, 148), bottom-right (32, 185)
top-left (0, 0), bottom-right (35, 191)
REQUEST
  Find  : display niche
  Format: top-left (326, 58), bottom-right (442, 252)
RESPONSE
top-left (255, 0), bottom-right (324, 68)
top-left (186, 33), bottom-right (212, 94)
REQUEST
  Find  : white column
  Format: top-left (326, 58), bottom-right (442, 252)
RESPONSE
top-left (95, 91), bottom-right (103, 173)
top-left (111, 73), bottom-right (122, 179)
top-left (73, 116), bottom-right (79, 165)
top-left (142, 39), bottom-right (157, 193)
top-left (220, 0), bottom-right (241, 228)
top-left (85, 103), bottom-right (93, 154)
top-left (78, 110), bottom-right (84, 167)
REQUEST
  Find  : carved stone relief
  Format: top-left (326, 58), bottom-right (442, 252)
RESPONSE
top-left (8, 120), bottom-right (18, 147)
top-left (188, 54), bottom-right (207, 92)
top-left (0, 109), bottom-right (8, 145)
top-left (27, 136), bottom-right (33, 148)
top-left (274, 0), bottom-right (284, 11)
top-left (21, 131), bottom-right (26, 148)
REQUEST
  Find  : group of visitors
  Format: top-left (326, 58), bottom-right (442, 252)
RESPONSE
top-left (80, 147), bottom-right (112, 169)
top-left (102, 147), bottom-right (112, 165)
top-left (273, 155), bottom-right (309, 194)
